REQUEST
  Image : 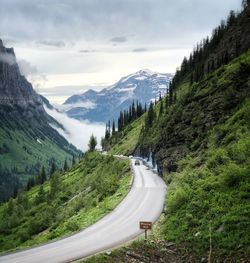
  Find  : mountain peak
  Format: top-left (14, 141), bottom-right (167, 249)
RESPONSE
top-left (0, 41), bottom-right (41, 108)
top-left (137, 69), bottom-right (155, 75)
top-left (62, 70), bottom-right (173, 122)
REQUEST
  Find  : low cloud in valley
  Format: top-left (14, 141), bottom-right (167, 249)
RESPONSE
top-left (45, 107), bottom-right (105, 151)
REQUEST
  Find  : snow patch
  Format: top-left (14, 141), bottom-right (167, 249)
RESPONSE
top-left (134, 76), bottom-right (147, 80)
top-left (37, 139), bottom-right (42, 144)
top-left (118, 85), bottom-right (137, 93)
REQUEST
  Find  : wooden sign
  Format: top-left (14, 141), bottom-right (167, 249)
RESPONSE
top-left (139, 221), bottom-right (152, 230)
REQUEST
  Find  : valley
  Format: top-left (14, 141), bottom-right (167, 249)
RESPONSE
top-left (0, 1), bottom-right (249, 262)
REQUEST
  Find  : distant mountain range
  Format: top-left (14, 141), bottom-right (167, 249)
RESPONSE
top-left (0, 39), bottom-right (79, 201)
top-left (59, 69), bottom-right (173, 123)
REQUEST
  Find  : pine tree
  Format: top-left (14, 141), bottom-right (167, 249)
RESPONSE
top-left (165, 95), bottom-right (169, 111)
top-left (72, 155), bottom-right (76, 166)
top-left (132, 101), bottom-right (136, 120)
top-left (88, 134), bottom-right (97, 151)
top-left (40, 166), bottom-right (46, 184)
top-left (50, 173), bottom-right (60, 198)
top-left (169, 81), bottom-right (173, 105)
top-left (26, 178), bottom-right (32, 191)
top-left (146, 102), bottom-right (155, 128)
top-left (50, 161), bottom-right (56, 178)
top-left (112, 119), bottom-right (115, 134)
top-left (159, 97), bottom-right (164, 116)
top-left (105, 124), bottom-right (110, 139)
top-left (13, 187), bottom-right (18, 198)
top-left (63, 159), bottom-right (68, 171)
top-left (35, 185), bottom-right (46, 204)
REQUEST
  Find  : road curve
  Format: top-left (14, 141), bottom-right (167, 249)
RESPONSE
top-left (0, 158), bottom-right (166, 263)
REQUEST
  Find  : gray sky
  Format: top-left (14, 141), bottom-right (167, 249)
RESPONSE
top-left (0, 0), bottom-right (242, 104)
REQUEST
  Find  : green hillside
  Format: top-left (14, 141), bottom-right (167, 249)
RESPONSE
top-left (0, 152), bottom-right (131, 253)
top-left (0, 118), bottom-right (80, 201)
top-left (104, 50), bottom-right (250, 260)
top-left (107, 116), bottom-right (145, 156)
top-left (0, 126), bottom-right (75, 180)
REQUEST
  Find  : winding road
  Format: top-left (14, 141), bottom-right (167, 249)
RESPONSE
top-left (0, 158), bottom-right (166, 263)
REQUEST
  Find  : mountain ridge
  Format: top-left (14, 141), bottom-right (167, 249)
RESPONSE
top-left (0, 40), bottom-right (80, 201)
top-left (60, 69), bottom-right (173, 123)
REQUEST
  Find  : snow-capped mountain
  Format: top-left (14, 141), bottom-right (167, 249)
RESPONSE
top-left (61, 69), bottom-right (173, 123)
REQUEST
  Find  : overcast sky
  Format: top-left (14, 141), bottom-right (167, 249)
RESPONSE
top-left (0, 0), bottom-right (241, 104)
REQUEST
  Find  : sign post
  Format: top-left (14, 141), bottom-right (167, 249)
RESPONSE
top-left (139, 221), bottom-right (152, 241)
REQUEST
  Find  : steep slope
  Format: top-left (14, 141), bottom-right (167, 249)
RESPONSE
top-left (61, 70), bottom-right (172, 123)
top-left (103, 4), bottom-right (250, 260)
top-left (0, 40), bottom-right (80, 201)
top-left (106, 50), bottom-right (250, 261)
top-left (0, 152), bottom-right (131, 253)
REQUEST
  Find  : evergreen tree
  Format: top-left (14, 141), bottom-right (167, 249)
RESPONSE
top-left (165, 95), bottom-right (169, 111)
top-left (50, 173), bottom-right (60, 198)
top-left (72, 155), bottom-right (76, 166)
top-left (63, 159), bottom-right (68, 171)
top-left (112, 119), bottom-right (115, 134)
top-left (169, 82), bottom-right (173, 105)
top-left (88, 134), bottom-right (97, 151)
top-left (108, 120), bottom-right (111, 135)
top-left (35, 185), bottom-right (46, 204)
top-left (159, 97), bottom-right (164, 116)
top-left (26, 178), bottom-right (33, 191)
top-left (105, 123), bottom-right (110, 139)
top-left (39, 166), bottom-right (46, 184)
top-left (13, 187), bottom-right (18, 198)
top-left (146, 102), bottom-right (155, 128)
top-left (50, 161), bottom-right (56, 178)
top-left (132, 101), bottom-right (136, 120)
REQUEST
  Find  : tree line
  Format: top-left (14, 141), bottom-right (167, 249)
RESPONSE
top-left (104, 100), bottom-right (147, 140)
top-left (173, 1), bottom-right (250, 87)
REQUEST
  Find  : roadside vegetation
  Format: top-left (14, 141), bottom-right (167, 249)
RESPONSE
top-left (100, 24), bottom-right (250, 262)
top-left (0, 152), bottom-right (131, 253)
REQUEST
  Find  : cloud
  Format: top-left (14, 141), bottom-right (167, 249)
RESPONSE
top-left (17, 59), bottom-right (47, 90)
top-left (56, 101), bottom-right (96, 112)
top-left (36, 40), bottom-right (66, 48)
top-left (44, 106), bottom-right (105, 151)
top-left (79, 49), bottom-right (97, 53)
top-left (109, 36), bottom-right (127, 43)
top-left (18, 59), bottom-right (38, 76)
top-left (0, 53), bottom-right (16, 65)
top-left (132, 48), bottom-right (148, 52)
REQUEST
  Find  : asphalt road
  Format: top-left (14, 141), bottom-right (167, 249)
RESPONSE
top-left (0, 158), bottom-right (166, 263)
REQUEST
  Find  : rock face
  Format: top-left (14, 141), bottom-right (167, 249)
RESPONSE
top-left (0, 40), bottom-right (79, 201)
top-left (61, 69), bottom-right (173, 123)
top-left (0, 41), bottom-right (42, 110)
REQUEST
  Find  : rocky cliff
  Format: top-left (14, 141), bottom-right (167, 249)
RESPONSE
top-left (0, 40), bottom-right (79, 201)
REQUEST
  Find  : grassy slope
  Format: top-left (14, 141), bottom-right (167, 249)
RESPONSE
top-left (108, 116), bottom-right (144, 155)
top-left (0, 127), bottom-right (75, 182)
top-left (0, 152), bottom-right (131, 253)
top-left (104, 51), bottom-right (250, 260)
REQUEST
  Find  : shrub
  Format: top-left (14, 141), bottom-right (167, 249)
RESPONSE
top-left (167, 186), bottom-right (189, 213)
top-left (221, 163), bottom-right (248, 187)
top-left (207, 148), bottom-right (230, 170)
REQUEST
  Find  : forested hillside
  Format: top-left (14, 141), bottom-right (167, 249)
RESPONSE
top-left (102, 2), bottom-right (250, 260)
top-left (0, 152), bottom-right (131, 253)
